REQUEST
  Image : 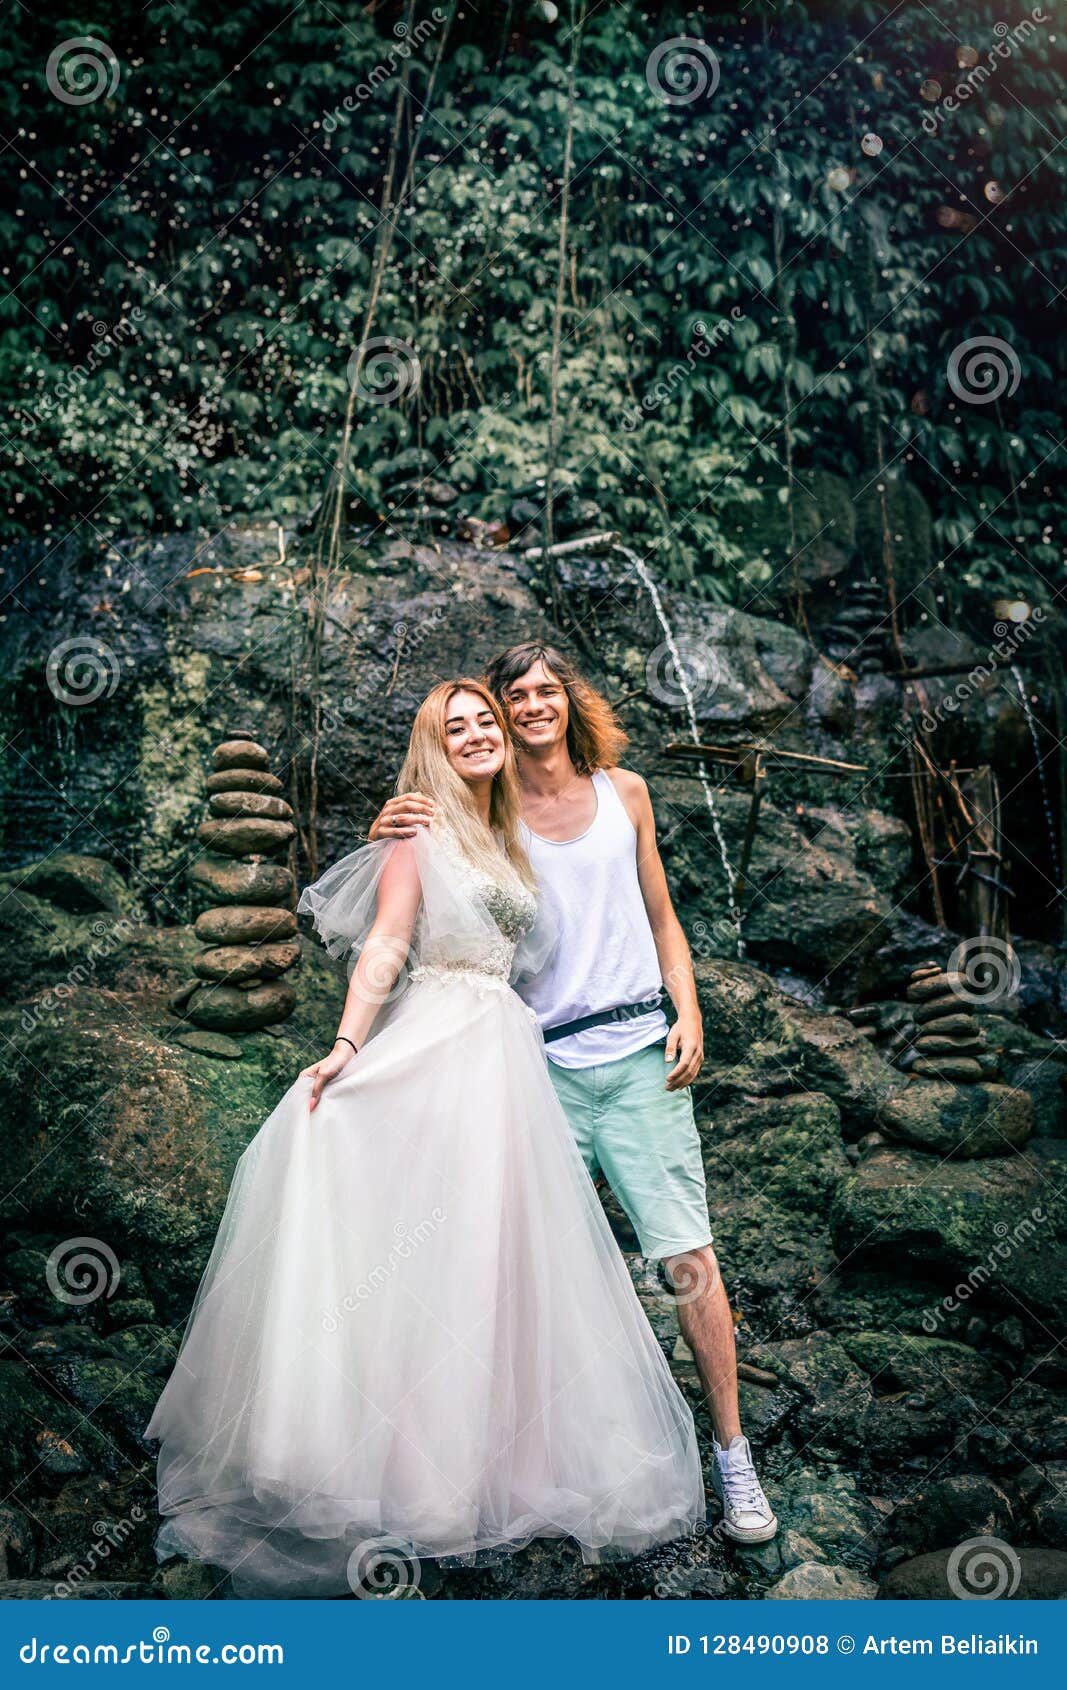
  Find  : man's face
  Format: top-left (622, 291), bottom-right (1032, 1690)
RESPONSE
top-left (501, 660), bottom-right (570, 753)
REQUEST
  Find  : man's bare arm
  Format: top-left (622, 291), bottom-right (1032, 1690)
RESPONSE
top-left (608, 769), bottom-right (704, 1091)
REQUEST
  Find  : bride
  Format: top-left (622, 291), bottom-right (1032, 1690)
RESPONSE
top-left (147, 678), bottom-right (704, 1597)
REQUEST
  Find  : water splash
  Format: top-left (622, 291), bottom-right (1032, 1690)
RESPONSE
top-left (613, 543), bottom-right (744, 956)
top-left (1011, 663), bottom-right (1062, 889)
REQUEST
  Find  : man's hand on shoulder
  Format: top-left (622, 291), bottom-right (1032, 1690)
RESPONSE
top-left (368, 792), bottom-right (435, 842)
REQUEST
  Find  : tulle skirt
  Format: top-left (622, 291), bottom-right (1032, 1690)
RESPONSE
top-left (147, 971), bottom-right (705, 1597)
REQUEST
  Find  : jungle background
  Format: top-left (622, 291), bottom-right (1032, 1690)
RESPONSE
top-left (0, 0), bottom-right (1066, 1602)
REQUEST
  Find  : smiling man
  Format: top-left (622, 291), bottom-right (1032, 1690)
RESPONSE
top-left (370, 640), bottom-right (776, 1544)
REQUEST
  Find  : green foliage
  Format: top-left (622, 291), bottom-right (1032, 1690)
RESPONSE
top-left (1, 0), bottom-right (1062, 618)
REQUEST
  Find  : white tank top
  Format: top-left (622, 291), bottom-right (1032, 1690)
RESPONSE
top-left (519, 769), bottom-right (669, 1068)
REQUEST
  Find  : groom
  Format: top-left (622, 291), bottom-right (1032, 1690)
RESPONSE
top-left (369, 641), bottom-right (776, 1544)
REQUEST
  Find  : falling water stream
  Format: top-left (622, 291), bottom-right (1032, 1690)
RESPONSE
top-left (1011, 663), bottom-right (1062, 889)
top-left (613, 543), bottom-right (745, 957)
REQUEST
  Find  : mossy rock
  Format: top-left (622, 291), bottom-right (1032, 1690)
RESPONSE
top-left (0, 930), bottom-right (344, 1321)
top-left (0, 1363), bottom-right (113, 1487)
top-left (14, 855), bottom-right (132, 916)
top-left (854, 478), bottom-right (933, 596)
top-left (733, 470), bottom-right (857, 601)
top-left (879, 1080), bottom-right (1032, 1157)
top-left (830, 1146), bottom-right (1065, 1320)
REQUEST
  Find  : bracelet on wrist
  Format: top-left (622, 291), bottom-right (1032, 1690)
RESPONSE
top-left (335, 1035), bottom-right (358, 1055)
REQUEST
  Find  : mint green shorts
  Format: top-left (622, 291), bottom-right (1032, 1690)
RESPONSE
top-left (547, 1040), bottom-right (713, 1261)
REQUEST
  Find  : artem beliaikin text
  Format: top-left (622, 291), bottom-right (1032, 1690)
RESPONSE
top-left (862, 1634), bottom-right (1038, 1655)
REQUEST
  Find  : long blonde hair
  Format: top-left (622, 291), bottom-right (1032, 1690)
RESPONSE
top-left (397, 679), bottom-right (536, 890)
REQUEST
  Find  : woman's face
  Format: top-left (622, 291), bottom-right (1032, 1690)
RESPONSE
top-left (443, 690), bottom-right (505, 785)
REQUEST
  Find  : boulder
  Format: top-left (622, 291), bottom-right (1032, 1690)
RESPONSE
top-left (194, 905), bottom-right (297, 944)
top-left (208, 791), bottom-right (294, 821)
top-left (878, 1081), bottom-right (1033, 1157)
top-left (886, 1475), bottom-right (1015, 1559)
top-left (878, 1545), bottom-right (1067, 1600)
top-left (197, 817), bottom-right (295, 857)
top-left (700, 1092), bottom-right (849, 1303)
top-left (16, 855), bottom-right (132, 915)
top-left (212, 739), bottom-right (270, 770)
top-left (831, 1147), bottom-right (1064, 1320)
top-left (748, 1330), bottom-right (1005, 1461)
top-left (184, 980), bottom-right (297, 1032)
top-left (189, 855), bottom-right (295, 906)
top-left (766, 1562), bottom-right (877, 1599)
top-left (192, 942), bottom-right (301, 983)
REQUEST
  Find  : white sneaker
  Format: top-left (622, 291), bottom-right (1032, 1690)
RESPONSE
top-left (711, 1434), bottom-right (778, 1544)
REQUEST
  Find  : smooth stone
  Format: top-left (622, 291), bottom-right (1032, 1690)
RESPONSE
top-left (185, 981), bottom-right (296, 1032)
top-left (172, 1030), bottom-right (244, 1060)
top-left (907, 972), bottom-right (963, 1001)
top-left (205, 769), bottom-right (284, 796)
top-left (197, 817), bottom-right (295, 858)
top-left (915, 1034), bottom-right (984, 1056)
top-left (879, 1081), bottom-right (1032, 1156)
top-left (914, 996), bottom-right (969, 1024)
top-left (194, 905), bottom-right (297, 944)
top-left (912, 1013), bottom-right (980, 1038)
top-left (878, 1546), bottom-right (1067, 1600)
top-left (208, 791), bottom-right (294, 822)
top-left (193, 942), bottom-right (300, 983)
top-left (189, 856), bottom-right (295, 906)
top-left (212, 739), bottom-right (270, 770)
top-left (767, 1562), bottom-right (877, 1599)
top-left (912, 1057), bottom-right (984, 1082)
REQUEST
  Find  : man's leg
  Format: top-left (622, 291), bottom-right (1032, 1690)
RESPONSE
top-left (666, 1245), bottom-right (742, 1445)
top-left (592, 1043), bottom-right (777, 1543)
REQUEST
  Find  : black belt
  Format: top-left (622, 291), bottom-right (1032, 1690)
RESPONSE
top-left (542, 990), bottom-right (666, 1044)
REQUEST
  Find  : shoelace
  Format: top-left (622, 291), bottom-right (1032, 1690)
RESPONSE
top-left (721, 1458), bottom-right (767, 1515)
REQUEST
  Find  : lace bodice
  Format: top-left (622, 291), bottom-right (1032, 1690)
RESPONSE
top-left (414, 825), bottom-right (537, 981)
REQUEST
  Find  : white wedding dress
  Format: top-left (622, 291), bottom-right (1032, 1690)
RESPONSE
top-left (147, 826), bottom-right (704, 1597)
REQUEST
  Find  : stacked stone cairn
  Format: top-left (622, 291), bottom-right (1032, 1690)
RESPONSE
top-left (904, 958), bottom-right (996, 1083)
top-left (172, 734), bottom-right (300, 1037)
